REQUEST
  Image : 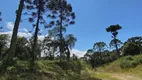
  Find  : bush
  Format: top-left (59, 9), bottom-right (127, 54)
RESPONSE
top-left (120, 56), bottom-right (137, 69)
top-left (56, 60), bottom-right (82, 74)
top-left (134, 58), bottom-right (142, 64)
top-left (124, 56), bottom-right (133, 61)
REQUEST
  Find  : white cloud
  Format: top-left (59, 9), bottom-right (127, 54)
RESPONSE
top-left (6, 22), bottom-right (14, 30)
top-left (38, 35), bottom-right (45, 41)
top-left (22, 28), bottom-right (28, 32)
top-left (0, 30), bottom-right (32, 38)
top-left (38, 34), bottom-right (49, 41)
top-left (1, 22), bottom-right (32, 38)
top-left (18, 32), bottom-right (32, 37)
top-left (71, 49), bottom-right (87, 57)
top-left (0, 31), bottom-right (12, 36)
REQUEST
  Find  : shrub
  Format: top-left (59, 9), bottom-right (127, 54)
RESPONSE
top-left (134, 58), bottom-right (142, 64)
top-left (56, 60), bottom-right (83, 74)
top-left (120, 56), bottom-right (137, 69)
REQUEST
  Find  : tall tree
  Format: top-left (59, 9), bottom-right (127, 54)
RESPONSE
top-left (24, 0), bottom-right (53, 64)
top-left (106, 24), bottom-right (122, 57)
top-left (0, 11), bottom-right (2, 31)
top-left (47, 0), bottom-right (75, 60)
top-left (0, 11), bottom-right (2, 22)
top-left (31, 0), bottom-right (43, 65)
top-left (6, 0), bottom-right (25, 62)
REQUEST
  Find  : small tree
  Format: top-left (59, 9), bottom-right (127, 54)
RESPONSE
top-left (106, 24), bottom-right (122, 57)
top-left (93, 42), bottom-right (107, 53)
top-left (127, 36), bottom-right (142, 52)
top-left (15, 37), bottom-right (29, 60)
top-left (0, 34), bottom-right (8, 57)
top-left (65, 34), bottom-right (77, 61)
top-left (42, 36), bottom-right (59, 60)
top-left (109, 39), bottom-right (123, 50)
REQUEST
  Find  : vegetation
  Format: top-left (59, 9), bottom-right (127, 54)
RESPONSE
top-left (106, 24), bottom-right (122, 57)
top-left (0, 0), bottom-right (142, 80)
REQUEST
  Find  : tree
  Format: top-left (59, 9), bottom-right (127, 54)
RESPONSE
top-left (0, 34), bottom-right (8, 57)
top-left (122, 42), bottom-right (140, 56)
top-left (65, 34), bottom-right (77, 61)
top-left (84, 49), bottom-right (93, 62)
top-left (6, 0), bottom-right (25, 63)
top-left (65, 34), bottom-right (77, 50)
top-left (47, 0), bottom-right (75, 61)
top-left (15, 37), bottom-right (29, 60)
top-left (24, 0), bottom-right (54, 65)
top-left (42, 36), bottom-right (59, 60)
top-left (106, 24), bottom-right (122, 57)
top-left (27, 36), bottom-right (43, 60)
top-left (127, 36), bottom-right (142, 48)
top-left (93, 42), bottom-right (107, 53)
top-left (0, 11), bottom-right (2, 22)
top-left (0, 11), bottom-right (2, 31)
top-left (109, 39), bottom-right (123, 50)
top-left (86, 49), bottom-right (94, 54)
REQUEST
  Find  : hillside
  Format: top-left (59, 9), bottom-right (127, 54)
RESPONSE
top-left (0, 60), bottom-right (101, 80)
top-left (91, 54), bottom-right (142, 80)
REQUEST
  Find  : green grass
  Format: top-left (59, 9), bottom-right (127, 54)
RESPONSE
top-left (96, 54), bottom-right (142, 79)
top-left (91, 72), bottom-right (119, 80)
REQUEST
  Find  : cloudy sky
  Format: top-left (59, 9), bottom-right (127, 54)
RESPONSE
top-left (1, 0), bottom-right (142, 57)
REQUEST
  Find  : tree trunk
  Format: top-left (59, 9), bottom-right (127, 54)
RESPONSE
top-left (114, 38), bottom-right (120, 58)
top-left (0, 48), bottom-right (1, 58)
top-left (31, 0), bottom-right (42, 66)
top-left (65, 43), bottom-right (70, 61)
top-left (59, 0), bottom-right (63, 61)
top-left (6, 0), bottom-right (24, 62)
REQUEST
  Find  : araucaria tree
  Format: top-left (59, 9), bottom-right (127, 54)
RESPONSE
top-left (6, 0), bottom-right (25, 63)
top-left (0, 11), bottom-right (1, 21)
top-left (24, 0), bottom-right (54, 64)
top-left (106, 24), bottom-right (122, 57)
top-left (47, 0), bottom-right (75, 61)
top-left (0, 11), bottom-right (2, 31)
top-left (0, 11), bottom-right (2, 29)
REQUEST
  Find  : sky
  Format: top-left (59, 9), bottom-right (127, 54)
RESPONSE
top-left (0, 0), bottom-right (142, 57)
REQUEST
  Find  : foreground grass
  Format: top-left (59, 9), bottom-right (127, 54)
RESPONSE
top-left (90, 72), bottom-right (119, 80)
top-left (91, 71), bottom-right (142, 80)
top-left (0, 60), bottom-right (100, 80)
